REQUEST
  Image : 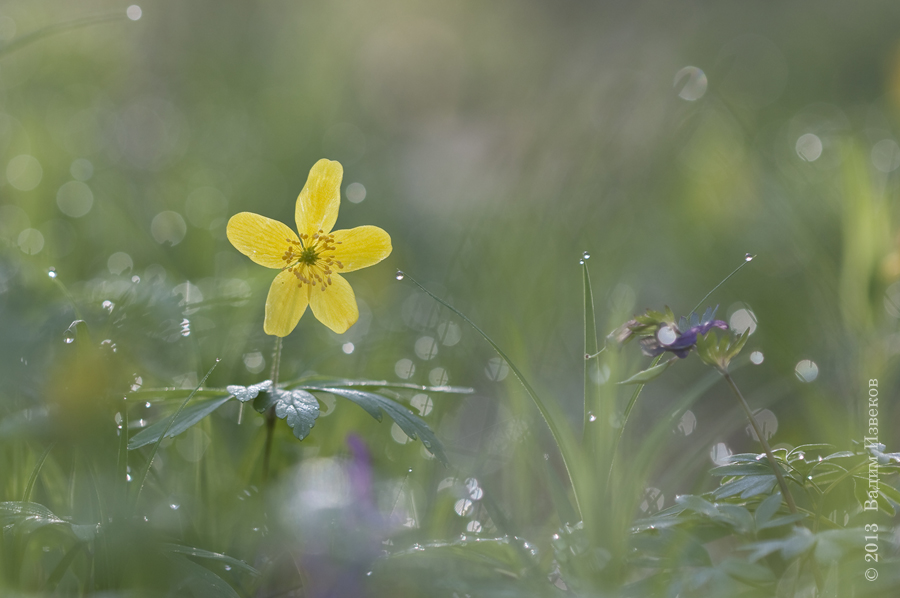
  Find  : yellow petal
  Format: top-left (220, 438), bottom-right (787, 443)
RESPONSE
top-left (227, 212), bottom-right (298, 269)
top-left (330, 226), bottom-right (392, 273)
top-left (264, 270), bottom-right (310, 337)
top-left (295, 159), bottom-right (342, 238)
top-left (308, 274), bottom-right (358, 334)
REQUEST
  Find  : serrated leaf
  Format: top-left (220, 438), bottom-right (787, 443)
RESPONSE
top-left (226, 380), bottom-right (272, 403)
top-left (618, 358), bottom-right (677, 384)
top-left (754, 492), bottom-right (783, 527)
top-left (675, 494), bottom-right (719, 517)
top-left (317, 387), bottom-right (448, 464)
top-left (129, 395), bottom-right (233, 449)
top-left (273, 389), bottom-right (319, 440)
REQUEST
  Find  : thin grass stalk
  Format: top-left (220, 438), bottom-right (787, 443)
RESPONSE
top-left (400, 271), bottom-right (587, 520)
top-left (722, 370), bottom-right (798, 514)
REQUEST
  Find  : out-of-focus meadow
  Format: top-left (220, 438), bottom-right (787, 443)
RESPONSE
top-left (2, 0), bottom-right (899, 596)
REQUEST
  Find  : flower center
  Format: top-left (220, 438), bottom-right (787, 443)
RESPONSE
top-left (281, 230), bottom-right (344, 291)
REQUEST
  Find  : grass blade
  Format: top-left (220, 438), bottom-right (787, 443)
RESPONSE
top-left (129, 359), bottom-right (220, 515)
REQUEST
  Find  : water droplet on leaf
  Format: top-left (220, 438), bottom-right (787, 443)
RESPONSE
top-left (47, 267), bottom-right (57, 278)
top-left (744, 253), bottom-right (754, 262)
top-left (582, 251), bottom-right (591, 260)
top-left (395, 270), bottom-right (405, 280)
top-left (102, 300), bottom-right (114, 313)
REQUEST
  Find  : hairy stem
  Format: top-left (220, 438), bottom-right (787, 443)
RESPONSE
top-left (262, 336), bottom-right (283, 481)
top-left (722, 370), bottom-right (798, 515)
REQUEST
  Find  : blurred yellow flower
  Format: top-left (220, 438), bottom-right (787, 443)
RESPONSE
top-left (227, 159), bottom-right (392, 336)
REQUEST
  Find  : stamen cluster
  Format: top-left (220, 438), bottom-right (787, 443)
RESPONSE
top-left (281, 229), bottom-right (344, 291)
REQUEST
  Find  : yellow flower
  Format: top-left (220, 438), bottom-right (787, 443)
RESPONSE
top-left (226, 159), bottom-right (392, 336)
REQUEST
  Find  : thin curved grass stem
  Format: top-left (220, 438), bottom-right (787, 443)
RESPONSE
top-left (722, 370), bottom-right (798, 515)
top-left (401, 272), bottom-right (585, 520)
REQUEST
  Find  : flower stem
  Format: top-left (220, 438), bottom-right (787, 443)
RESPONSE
top-left (262, 336), bottom-right (283, 481)
top-left (721, 370), bottom-right (798, 515)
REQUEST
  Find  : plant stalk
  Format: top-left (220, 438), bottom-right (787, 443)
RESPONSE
top-left (262, 336), bottom-right (283, 481)
top-left (721, 370), bottom-right (798, 515)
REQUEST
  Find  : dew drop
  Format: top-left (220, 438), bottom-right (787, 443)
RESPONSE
top-left (657, 325), bottom-right (678, 346)
top-left (130, 375), bottom-right (143, 391)
top-left (132, 275), bottom-right (141, 283)
top-left (395, 270), bottom-right (405, 281)
top-left (180, 318), bottom-right (191, 337)
top-left (102, 300), bottom-right (115, 313)
top-left (750, 351), bottom-right (764, 365)
top-left (169, 503), bottom-right (180, 510)
top-left (145, 402), bottom-right (151, 408)
top-left (582, 250), bottom-right (591, 260)
top-left (578, 259), bottom-right (584, 265)
top-left (63, 330), bottom-right (75, 344)
top-left (744, 253), bottom-right (754, 262)
top-left (224, 565), bottom-right (231, 572)
top-left (587, 412), bottom-right (597, 422)
top-left (366, 571), bottom-right (373, 577)
top-left (47, 267), bottom-right (57, 279)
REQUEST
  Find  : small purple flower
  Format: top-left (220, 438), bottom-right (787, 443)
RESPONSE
top-left (610, 305), bottom-right (728, 359)
top-left (640, 319), bottom-right (728, 359)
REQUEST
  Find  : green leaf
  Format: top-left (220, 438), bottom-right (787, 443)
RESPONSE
top-left (295, 377), bottom-right (473, 394)
top-left (727, 328), bottom-right (750, 361)
top-left (675, 494), bottom-right (719, 517)
top-left (754, 492), bottom-right (783, 527)
top-left (714, 505), bottom-right (754, 533)
top-left (710, 461), bottom-right (778, 476)
top-left (758, 513), bottom-right (805, 529)
top-left (128, 395), bottom-right (233, 449)
top-left (320, 387), bottom-right (448, 464)
top-left (163, 544), bottom-right (259, 577)
top-left (713, 475), bottom-right (776, 499)
top-left (226, 380), bottom-right (272, 403)
top-left (168, 554), bottom-right (241, 598)
top-left (273, 389), bottom-right (319, 440)
top-left (618, 357), bottom-right (677, 384)
top-left (719, 558), bottom-right (776, 585)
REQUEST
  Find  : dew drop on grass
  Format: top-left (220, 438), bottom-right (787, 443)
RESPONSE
top-left (578, 259), bottom-right (584, 265)
top-left (587, 412), bottom-right (597, 422)
top-left (145, 402), bottom-right (151, 408)
top-left (750, 351), bottom-right (764, 364)
top-left (180, 318), bottom-right (191, 336)
top-left (132, 275), bottom-right (141, 283)
top-left (582, 250), bottom-right (590, 260)
top-left (745, 253), bottom-right (754, 262)
top-left (47, 267), bottom-right (57, 278)
top-left (395, 270), bottom-right (405, 280)
top-left (169, 503), bottom-right (180, 510)
top-left (102, 300), bottom-right (114, 313)
top-left (63, 330), bottom-right (75, 344)
top-left (131, 375), bottom-right (143, 391)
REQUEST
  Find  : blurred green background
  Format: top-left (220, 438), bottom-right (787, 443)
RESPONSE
top-left (2, 0), bottom-right (899, 595)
